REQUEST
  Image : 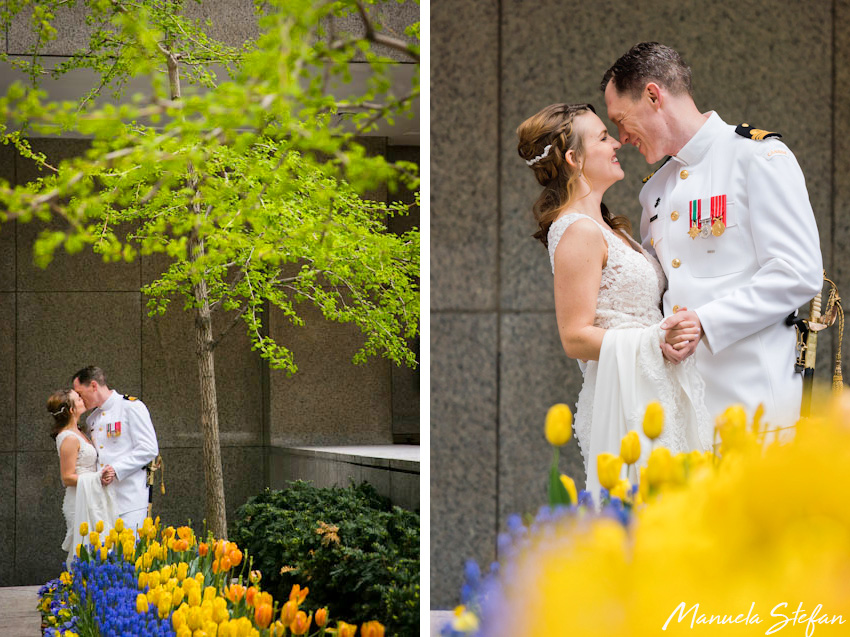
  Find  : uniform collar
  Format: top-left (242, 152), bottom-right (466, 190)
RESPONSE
top-left (99, 389), bottom-right (119, 413)
top-left (673, 111), bottom-right (726, 166)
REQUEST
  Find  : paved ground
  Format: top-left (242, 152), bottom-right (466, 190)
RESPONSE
top-left (6, 586), bottom-right (451, 637)
top-left (0, 586), bottom-right (41, 637)
top-left (430, 610), bottom-right (453, 636)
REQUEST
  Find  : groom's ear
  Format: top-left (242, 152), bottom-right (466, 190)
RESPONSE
top-left (645, 82), bottom-right (662, 108)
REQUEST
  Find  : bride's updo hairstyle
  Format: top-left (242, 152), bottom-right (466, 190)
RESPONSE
top-left (517, 102), bottom-right (631, 247)
top-left (48, 389), bottom-right (75, 440)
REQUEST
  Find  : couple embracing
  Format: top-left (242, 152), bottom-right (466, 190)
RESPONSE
top-left (48, 366), bottom-right (159, 567)
top-left (518, 43), bottom-right (823, 495)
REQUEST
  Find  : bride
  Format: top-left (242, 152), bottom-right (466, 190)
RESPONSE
top-left (516, 103), bottom-right (712, 496)
top-left (48, 388), bottom-right (115, 568)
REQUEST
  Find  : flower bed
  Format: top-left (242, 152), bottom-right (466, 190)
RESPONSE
top-left (39, 516), bottom-right (386, 637)
top-left (444, 400), bottom-right (850, 636)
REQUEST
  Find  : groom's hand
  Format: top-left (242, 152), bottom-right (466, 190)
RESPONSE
top-left (660, 308), bottom-right (702, 363)
top-left (101, 465), bottom-right (116, 486)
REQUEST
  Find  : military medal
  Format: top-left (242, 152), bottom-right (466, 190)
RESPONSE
top-left (710, 194), bottom-right (727, 236)
top-left (114, 421), bottom-right (121, 437)
top-left (106, 422), bottom-right (111, 438)
top-left (689, 199), bottom-right (701, 239)
top-left (712, 219), bottom-right (725, 236)
top-left (700, 225), bottom-right (711, 238)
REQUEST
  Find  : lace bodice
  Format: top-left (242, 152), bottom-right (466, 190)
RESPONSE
top-left (55, 429), bottom-right (98, 477)
top-left (548, 213), bottom-right (666, 329)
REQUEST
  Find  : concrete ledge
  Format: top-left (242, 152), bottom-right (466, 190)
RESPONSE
top-left (269, 445), bottom-right (420, 511)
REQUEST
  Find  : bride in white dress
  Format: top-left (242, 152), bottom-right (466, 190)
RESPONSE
top-left (517, 103), bottom-right (712, 497)
top-left (48, 389), bottom-right (115, 568)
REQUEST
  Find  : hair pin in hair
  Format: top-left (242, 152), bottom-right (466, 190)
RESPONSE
top-left (526, 144), bottom-right (552, 166)
top-left (51, 405), bottom-right (67, 417)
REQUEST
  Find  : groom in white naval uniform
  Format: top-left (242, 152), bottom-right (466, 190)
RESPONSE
top-left (72, 366), bottom-right (159, 532)
top-left (602, 42), bottom-right (823, 428)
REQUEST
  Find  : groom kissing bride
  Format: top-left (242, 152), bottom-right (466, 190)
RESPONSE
top-left (50, 366), bottom-right (159, 566)
top-left (517, 42), bottom-right (823, 495)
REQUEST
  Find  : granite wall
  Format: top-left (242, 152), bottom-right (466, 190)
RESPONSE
top-left (0, 1), bottom-right (419, 587)
top-left (431, 0), bottom-right (847, 609)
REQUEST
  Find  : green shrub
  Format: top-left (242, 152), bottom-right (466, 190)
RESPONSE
top-left (230, 481), bottom-right (419, 635)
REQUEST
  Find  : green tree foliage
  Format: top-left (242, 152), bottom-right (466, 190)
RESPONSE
top-left (0, 0), bottom-right (419, 538)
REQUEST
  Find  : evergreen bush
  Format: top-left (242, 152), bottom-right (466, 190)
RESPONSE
top-left (231, 481), bottom-right (419, 635)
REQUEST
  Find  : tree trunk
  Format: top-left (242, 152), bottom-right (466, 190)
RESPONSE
top-left (165, 29), bottom-right (227, 538)
top-left (191, 235), bottom-right (228, 539)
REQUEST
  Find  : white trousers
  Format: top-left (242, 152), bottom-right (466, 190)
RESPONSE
top-left (118, 507), bottom-right (149, 534)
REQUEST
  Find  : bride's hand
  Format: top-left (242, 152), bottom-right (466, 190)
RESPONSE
top-left (100, 465), bottom-right (116, 486)
top-left (660, 309), bottom-right (703, 362)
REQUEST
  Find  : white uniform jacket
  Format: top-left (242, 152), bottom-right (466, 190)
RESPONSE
top-left (86, 390), bottom-right (159, 516)
top-left (640, 112), bottom-right (823, 425)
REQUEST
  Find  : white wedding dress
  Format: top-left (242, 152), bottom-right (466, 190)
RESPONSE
top-left (548, 213), bottom-right (713, 497)
top-left (55, 429), bottom-right (115, 568)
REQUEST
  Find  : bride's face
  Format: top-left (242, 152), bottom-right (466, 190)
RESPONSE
top-left (69, 390), bottom-right (86, 417)
top-left (574, 112), bottom-right (624, 190)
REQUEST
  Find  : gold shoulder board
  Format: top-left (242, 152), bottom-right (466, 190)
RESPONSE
top-left (735, 123), bottom-right (782, 140)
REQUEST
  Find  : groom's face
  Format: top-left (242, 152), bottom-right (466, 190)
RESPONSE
top-left (72, 379), bottom-right (98, 410)
top-left (604, 82), bottom-right (664, 164)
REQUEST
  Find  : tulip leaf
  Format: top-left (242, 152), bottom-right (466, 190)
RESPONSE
top-left (548, 463), bottom-right (572, 507)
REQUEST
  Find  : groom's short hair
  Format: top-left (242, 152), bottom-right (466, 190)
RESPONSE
top-left (601, 42), bottom-right (693, 99)
top-left (72, 365), bottom-right (107, 387)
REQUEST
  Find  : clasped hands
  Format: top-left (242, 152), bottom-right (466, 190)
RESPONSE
top-left (101, 465), bottom-right (116, 487)
top-left (660, 307), bottom-right (702, 364)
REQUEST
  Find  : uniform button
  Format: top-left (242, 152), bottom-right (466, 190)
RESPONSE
top-left (680, 170), bottom-right (689, 180)
top-left (672, 258), bottom-right (681, 268)
top-left (671, 210), bottom-right (679, 221)
top-left (99, 445), bottom-right (103, 449)
top-left (672, 304), bottom-right (680, 313)
top-left (650, 238), bottom-right (655, 247)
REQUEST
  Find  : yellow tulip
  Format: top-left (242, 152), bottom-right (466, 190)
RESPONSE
top-left (544, 403), bottom-right (573, 446)
top-left (114, 518), bottom-right (124, 532)
top-left (187, 588), bottom-right (201, 607)
top-left (619, 430), bottom-right (641, 465)
top-left (136, 593), bottom-right (149, 614)
top-left (280, 600), bottom-right (298, 625)
top-left (642, 401), bottom-right (664, 439)
top-left (95, 520), bottom-right (104, 533)
top-left (559, 474), bottom-right (578, 505)
top-left (315, 607), bottom-right (329, 628)
top-left (452, 605), bottom-right (480, 632)
top-left (99, 546), bottom-right (108, 562)
top-left (596, 452), bottom-right (623, 491)
top-left (609, 478), bottom-right (632, 502)
top-left (88, 531), bottom-right (100, 546)
top-left (361, 620), bottom-right (385, 637)
top-left (79, 522), bottom-right (89, 536)
top-left (157, 592), bottom-right (173, 619)
top-left (187, 606), bottom-right (204, 631)
top-left (646, 447), bottom-right (674, 488)
top-left (336, 621), bottom-right (357, 637)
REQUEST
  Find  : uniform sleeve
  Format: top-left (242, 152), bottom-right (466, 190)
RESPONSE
top-left (639, 190), bottom-right (657, 257)
top-left (111, 399), bottom-right (159, 482)
top-left (695, 144), bottom-right (823, 354)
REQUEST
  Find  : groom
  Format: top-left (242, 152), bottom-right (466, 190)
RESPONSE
top-left (72, 366), bottom-right (159, 532)
top-left (600, 42), bottom-right (823, 427)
